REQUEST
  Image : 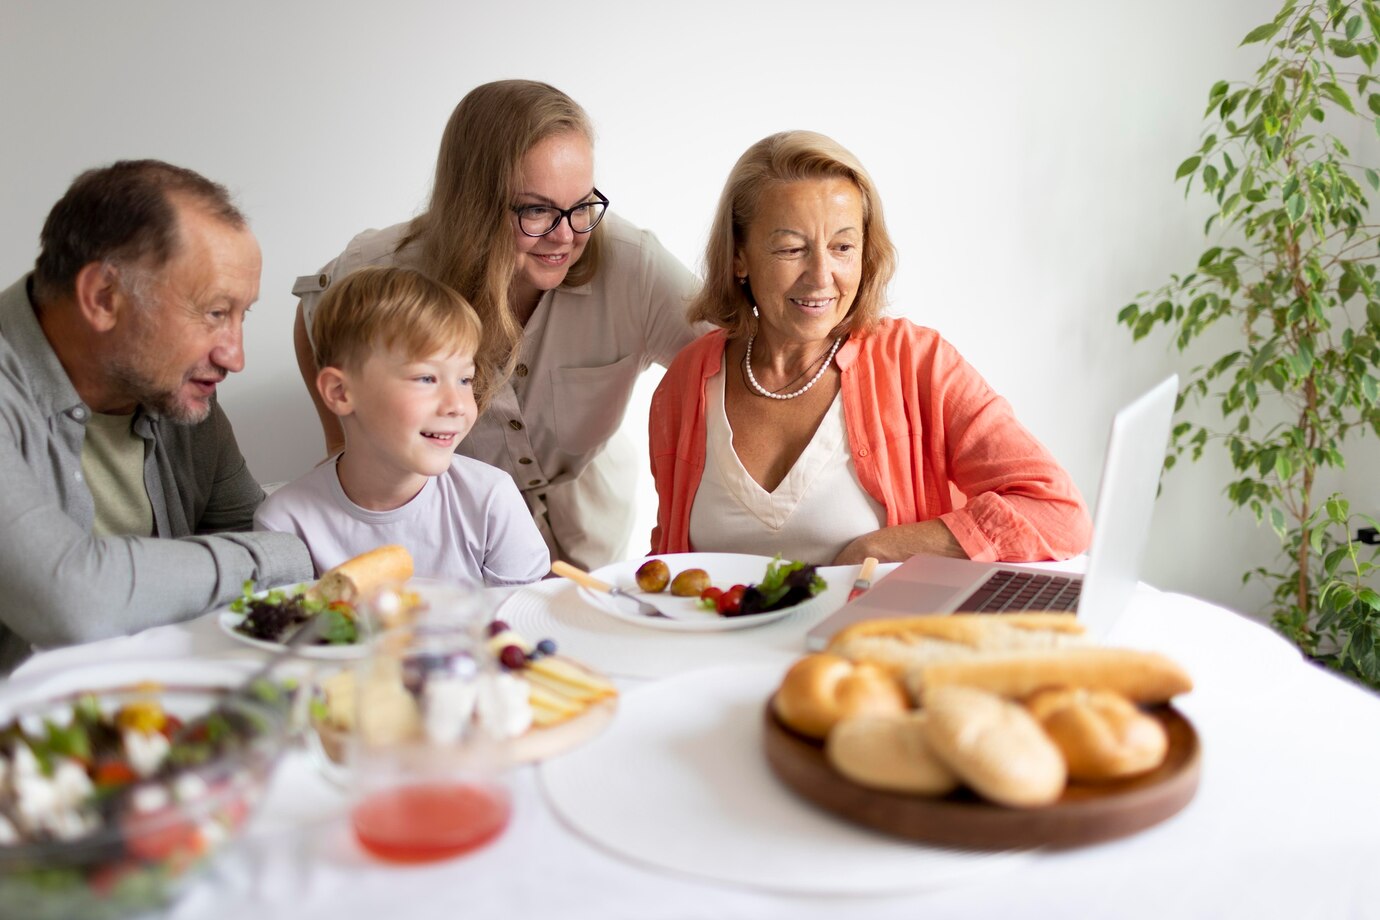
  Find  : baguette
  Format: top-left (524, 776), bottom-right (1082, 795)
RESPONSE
top-left (313, 545), bottom-right (414, 606)
top-left (912, 647), bottom-right (1193, 705)
top-left (827, 613), bottom-right (1089, 678)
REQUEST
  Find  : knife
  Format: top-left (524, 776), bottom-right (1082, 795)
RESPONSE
top-left (848, 557), bottom-right (879, 603)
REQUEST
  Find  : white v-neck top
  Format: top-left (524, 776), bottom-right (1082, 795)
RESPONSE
top-left (687, 365), bottom-right (886, 565)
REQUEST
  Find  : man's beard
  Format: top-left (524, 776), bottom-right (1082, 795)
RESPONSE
top-left (105, 356), bottom-right (215, 425)
top-left (106, 287), bottom-right (221, 426)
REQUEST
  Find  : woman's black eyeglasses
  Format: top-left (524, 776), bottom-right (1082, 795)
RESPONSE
top-left (510, 188), bottom-right (610, 237)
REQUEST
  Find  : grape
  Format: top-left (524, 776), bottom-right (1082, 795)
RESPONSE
top-left (498, 645), bottom-right (527, 670)
top-left (486, 619), bottom-right (510, 638)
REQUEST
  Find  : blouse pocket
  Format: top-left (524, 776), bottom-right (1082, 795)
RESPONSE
top-left (551, 353), bottom-right (642, 457)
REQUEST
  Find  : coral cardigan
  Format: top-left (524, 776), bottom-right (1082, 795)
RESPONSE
top-left (648, 320), bottom-right (1092, 561)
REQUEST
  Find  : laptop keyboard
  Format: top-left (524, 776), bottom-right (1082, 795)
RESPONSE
top-left (956, 569), bottom-right (1082, 613)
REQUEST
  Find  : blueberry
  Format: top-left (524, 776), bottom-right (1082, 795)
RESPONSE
top-left (536, 638), bottom-right (557, 656)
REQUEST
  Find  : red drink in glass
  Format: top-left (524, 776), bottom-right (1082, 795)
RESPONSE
top-left (352, 782), bottom-right (511, 862)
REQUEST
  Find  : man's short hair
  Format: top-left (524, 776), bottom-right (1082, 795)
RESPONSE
top-left (311, 266), bottom-right (488, 408)
top-left (32, 159), bottom-right (246, 305)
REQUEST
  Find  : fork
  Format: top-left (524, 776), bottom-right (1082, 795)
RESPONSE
top-left (551, 561), bottom-right (673, 619)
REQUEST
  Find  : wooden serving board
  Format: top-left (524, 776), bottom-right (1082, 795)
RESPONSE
top-left (763, 703), bottom-right (1200, 850)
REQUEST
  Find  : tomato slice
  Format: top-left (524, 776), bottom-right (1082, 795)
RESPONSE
top-left (121, 812), bottom-right (205, 863)
top-left (716, 585), bottom-right (747, 616)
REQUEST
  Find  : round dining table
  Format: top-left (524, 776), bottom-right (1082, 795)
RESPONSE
top-left (7, 561), bottom-right (1380, 920)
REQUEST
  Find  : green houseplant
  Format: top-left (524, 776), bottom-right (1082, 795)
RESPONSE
top-left (1119, 0), bottom-right (1380, 687)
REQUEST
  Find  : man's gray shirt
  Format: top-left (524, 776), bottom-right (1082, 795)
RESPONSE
top-left (0, 275), bottom-right (312, 674)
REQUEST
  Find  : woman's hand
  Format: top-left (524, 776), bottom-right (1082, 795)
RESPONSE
top-left (832, 520), bottom-right (969, 566)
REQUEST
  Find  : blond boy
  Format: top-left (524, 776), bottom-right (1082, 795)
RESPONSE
top-left (255, 266), bottom-right (549, 585)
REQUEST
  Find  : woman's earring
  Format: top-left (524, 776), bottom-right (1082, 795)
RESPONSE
top-left (738, 275), bottom-right (757, 312)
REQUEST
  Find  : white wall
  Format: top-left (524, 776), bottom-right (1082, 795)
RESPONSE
top-left (3, 0), bottom-right (1323, 617)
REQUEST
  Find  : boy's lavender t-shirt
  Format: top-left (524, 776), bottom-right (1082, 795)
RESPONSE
top-left (254, 454), bottom-right (550, 586)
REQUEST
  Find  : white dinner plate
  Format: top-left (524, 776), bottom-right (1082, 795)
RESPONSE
top-left (0, 658), bottom-right (260, 715)
top-left (578, 553), bottom-right (831, 632)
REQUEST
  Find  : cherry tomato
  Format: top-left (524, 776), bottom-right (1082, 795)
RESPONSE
top-left (716, 585), bottom-right (747, 616)
top-left (699, 587), bottom-right (724, 605)
top-left (94, 761), bottom-right (139, 788)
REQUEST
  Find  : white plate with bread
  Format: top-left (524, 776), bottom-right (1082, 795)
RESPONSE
top-left (765, 613), bottom-right (1202, 849)
top-left (216, 545), bottom-right (430, 660)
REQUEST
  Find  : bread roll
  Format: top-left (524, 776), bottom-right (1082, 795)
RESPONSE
top-left (1025, 688), bottom-right (1169, 782)
top-left (826, 712), bottom-right (958, 795)
top-left (921, 685), bottom-right (1066, 808)
top-left (828, 613), bottom-right (1088, 679)
top-left (912, 647), bottom-right (1193, 705)
top-left (771, 654), bottom-right (909, 741)
top-left (314, 545), bottom-right (414, 606)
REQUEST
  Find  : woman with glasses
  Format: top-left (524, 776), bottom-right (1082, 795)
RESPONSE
top-left (649, 131), bottom-right (1091, 565)
top-left (292, 80), bottom-right (700, 570)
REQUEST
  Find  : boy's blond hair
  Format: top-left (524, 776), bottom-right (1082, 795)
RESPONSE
top-left (311, 266), bottom-right (489, 409)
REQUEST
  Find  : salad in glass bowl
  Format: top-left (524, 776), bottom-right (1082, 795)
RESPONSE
top-left (0, 675), bottom-right (293, 919)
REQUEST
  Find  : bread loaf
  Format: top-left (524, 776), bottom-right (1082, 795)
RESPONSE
top-left (912, 647), bottom-right (1193, 705)
top-left (313, 545), bottom-right (414, 606)
top-left (921, 685), bottom-right (1066, 808)
top-left (828, 613), bottom-right (1088, 679)
top-left (1025, 688), bottom-right (1169, 781)
top-left (826, 712), bottom-right (958, 795)
top-left (771, 653), bottom-right (909, 741)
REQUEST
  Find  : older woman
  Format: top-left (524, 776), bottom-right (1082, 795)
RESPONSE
top-left (294, 81), bottom-right (700, 570)
top-left (650, 131), bottom-right (1091, 565)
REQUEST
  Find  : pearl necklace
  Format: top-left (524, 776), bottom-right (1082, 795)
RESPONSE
top-left (743, 333), bottom-right (843, 400)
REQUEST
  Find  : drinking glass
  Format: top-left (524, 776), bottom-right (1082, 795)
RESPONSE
top-left (347, 603), bottom-right (512, 863)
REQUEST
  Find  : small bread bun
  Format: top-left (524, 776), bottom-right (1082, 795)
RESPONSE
top-left (771, 653), bottom-right (909, 741)
top-left (912, 647), bottom-right (1193, 705)
top-left (826, 712), bottom-right (959, 795)
top-left (314, 545), bottom-right (414, 606)
top-left (1025, 688), bottom-right (1169, 782)
top-left (921, 685), bottom-right (1066, 808)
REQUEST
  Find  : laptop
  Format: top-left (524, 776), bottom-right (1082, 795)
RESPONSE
top-left (805, 374), bottom-right (1178, 649)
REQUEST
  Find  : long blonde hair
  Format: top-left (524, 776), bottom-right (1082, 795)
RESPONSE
top-left (689, 130), bottom-right (896, 340)
top-left (398, 80), bottom-right (604, 405)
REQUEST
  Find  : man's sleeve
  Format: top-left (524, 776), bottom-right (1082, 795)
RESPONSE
top-left (0, 434), bottom-right (312, 650)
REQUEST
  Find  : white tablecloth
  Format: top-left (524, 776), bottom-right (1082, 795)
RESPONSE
top-left (8, 577), bottom-right (1380, 920)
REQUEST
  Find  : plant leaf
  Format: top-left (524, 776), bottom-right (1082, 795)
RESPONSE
top-left (1176, 155), bottom-right (1201, 180)
top-left (1242, 21), bottom-right (1282, 44)
top-left (1321, 81), bottom-right (1358, 114)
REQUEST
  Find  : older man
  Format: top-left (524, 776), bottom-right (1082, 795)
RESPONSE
top-left (0, 160), bottom-right (312, 674)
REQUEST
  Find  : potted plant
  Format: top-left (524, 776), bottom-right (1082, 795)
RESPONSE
top-left (1119, 0), bottom-right (1380, 687)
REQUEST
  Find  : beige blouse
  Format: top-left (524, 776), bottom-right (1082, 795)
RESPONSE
top-left (294, 214), bottom-right (701, 570)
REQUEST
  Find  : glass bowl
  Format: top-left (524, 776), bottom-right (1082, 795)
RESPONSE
top-left (0, 676), bottom-right (292, 920)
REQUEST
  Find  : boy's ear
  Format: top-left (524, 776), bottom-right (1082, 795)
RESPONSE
top-left (316, 366), bottom-right (354, 416)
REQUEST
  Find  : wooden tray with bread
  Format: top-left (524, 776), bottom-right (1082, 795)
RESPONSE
top-left (764, 614), bottom-right (1201, 849)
